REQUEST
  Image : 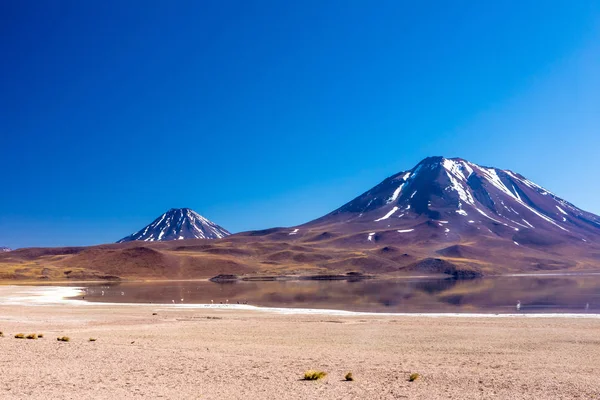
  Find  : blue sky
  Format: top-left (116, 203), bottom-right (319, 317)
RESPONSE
top-left (1, 1), bottom-right (599, 248)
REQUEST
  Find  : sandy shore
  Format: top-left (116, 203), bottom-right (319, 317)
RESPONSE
top-left (1, 286), bottom-right (600, 399)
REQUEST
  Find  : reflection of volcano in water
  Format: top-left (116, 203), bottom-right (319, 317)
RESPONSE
top-left (79, 275), bottom-right (600, 313)
top-left (412, 279), bottom-right (459, 294)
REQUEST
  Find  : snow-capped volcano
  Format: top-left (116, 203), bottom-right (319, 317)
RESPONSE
top-left (117, 208), bottom-right (230, 243)
top-left (1, 247), bottom-right (11, 252)
top-left (307, 156), bottom-right (600, 245)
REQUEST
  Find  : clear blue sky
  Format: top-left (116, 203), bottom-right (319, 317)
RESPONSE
top-left (1, 1), bottom-right (599, 248)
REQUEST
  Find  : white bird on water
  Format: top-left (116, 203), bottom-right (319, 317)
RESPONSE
top-left (516, 301), bottom-right (521, 311)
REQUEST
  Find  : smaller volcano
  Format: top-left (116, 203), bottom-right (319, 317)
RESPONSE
top-left (117, 208), bottom-right (230, 243)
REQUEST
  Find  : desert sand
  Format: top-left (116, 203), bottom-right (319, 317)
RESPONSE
top-left (1, 286), bottom-right (599, 399)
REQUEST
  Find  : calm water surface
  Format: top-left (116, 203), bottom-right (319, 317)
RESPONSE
top-left (77, 275), bottom-right (600, 314)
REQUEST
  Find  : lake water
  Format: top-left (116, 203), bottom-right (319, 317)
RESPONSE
top-left (77, 274), bottom-right (600, 314)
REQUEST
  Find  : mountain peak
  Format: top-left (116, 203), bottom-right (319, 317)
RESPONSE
top-left (417, 155), bottom-right (446, 164)
top-left (117, 208), bottom-right (230, 243)
top-left (168, 207), bottom-right (192, 212)
top-left (415, 155), bottom-right (468, 165)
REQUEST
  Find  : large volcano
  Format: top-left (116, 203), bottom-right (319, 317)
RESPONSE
top-left (306, 156), bottom-right (600, 244)
top-left (230, 155), bottom-right (600, 276)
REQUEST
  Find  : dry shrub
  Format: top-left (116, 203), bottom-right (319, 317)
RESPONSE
top-left (345, 372), bottom-right (354, 381)
top-left (57, 336), bottom-right (70, 342)
top-left (409, 373), bottom-right (420, 382)
top-left (14, 333), bottom-right (25, 339)
top-left (303, 370), bottom-right (327, 381)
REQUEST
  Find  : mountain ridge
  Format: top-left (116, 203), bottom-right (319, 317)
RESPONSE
top-left (1, 156), bottom-right (599, 281)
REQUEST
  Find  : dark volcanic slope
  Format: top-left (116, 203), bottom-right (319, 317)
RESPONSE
top-left (118, 208), bottom-right (230, 243)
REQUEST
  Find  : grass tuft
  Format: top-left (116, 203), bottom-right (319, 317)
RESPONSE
top-left (89, 338), bottom-right (97, 342)
top-left (57, 336), bottom-right (70, 342)
top-left (409, 373), bottom-right (420, 382)
top-left (345, 372), bottom-right (354, 381)
top-left (38, 333), bottom-right (44, 338)
top-left (0, 331), bottom-right (4, 337)
top-left (26, 333), bottom-right (38, 339)
top-left (14, 333), bottom-right (25, 339)
top-left (303, 370), bottom-right (327, 381)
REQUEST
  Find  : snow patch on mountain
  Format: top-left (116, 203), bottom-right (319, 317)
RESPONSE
top-left (388, 183), bottom-right (404, 203)
top-left (375, 206), bottom-right (399, 222)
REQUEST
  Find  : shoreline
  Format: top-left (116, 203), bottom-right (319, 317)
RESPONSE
top-left (1, 285), bottom-right (599, 318)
